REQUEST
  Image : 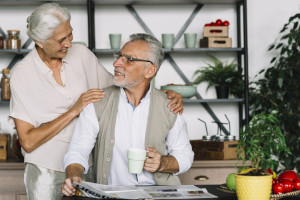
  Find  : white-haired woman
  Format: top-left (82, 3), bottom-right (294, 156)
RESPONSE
top-left (9, 3), bottom-right (183, 200)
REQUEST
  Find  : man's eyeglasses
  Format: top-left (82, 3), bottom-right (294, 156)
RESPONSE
top-left (113, 52), bottom-right (153, 65)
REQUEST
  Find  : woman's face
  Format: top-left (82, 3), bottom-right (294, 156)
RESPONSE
top-left (42, 20), bottom-right (73, 59)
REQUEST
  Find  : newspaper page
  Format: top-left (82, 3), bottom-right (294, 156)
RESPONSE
top-left (73, 181), bottom-right (218, 199)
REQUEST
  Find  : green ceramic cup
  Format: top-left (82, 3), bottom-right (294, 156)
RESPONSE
top-left (162, 33), bottom-right (175, 49)
top-left (127, 148), bottom-right (147, 174)
top-left (109, 33), bottom-right (122, 49)
top-left (184, 33), bottom-right (197, 48)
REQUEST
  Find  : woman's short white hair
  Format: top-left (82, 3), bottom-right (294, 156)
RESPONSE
top-left (27, 3), bottom-right (71, 43)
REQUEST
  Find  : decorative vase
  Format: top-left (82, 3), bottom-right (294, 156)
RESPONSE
top-left (215, 85), bottom-right (229, 99)
top-left (236, 174), bottom-right (273, 200)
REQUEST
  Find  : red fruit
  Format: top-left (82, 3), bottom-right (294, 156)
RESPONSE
top-left (215, 19), bottom-right (222, 26)
top-left (210, 22), bottom-right (216, 26)
top-left (272, 183), bottom-right (285, 194)
top-left (204, 23), bottom-right (210, 27)
top-left (294, 178), bottom-right (300, 190)
top-left (222, 20), bottom-right (230, 26)
top-left (279, 178), bottom-right (294, 193)
top-left (272, 178), bottom-right (278, 185)
top-left (268, 168), bottom-right (273, 175)
top-left (278, 170), bottom-right (299, 182)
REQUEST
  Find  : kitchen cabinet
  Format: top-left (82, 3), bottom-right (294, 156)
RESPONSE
top-left (0, 161), bottom-right (26, 200)
top-left (178, 160), bottom-right (248, 185)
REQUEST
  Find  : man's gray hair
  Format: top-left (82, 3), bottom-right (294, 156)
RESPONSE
top-left (27, 3), bottom-right (71, 43)
top-left (129, 33), bottom-right (164, 72)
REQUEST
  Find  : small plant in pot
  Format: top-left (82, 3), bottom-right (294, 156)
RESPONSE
top-left (236, 110), bottom-right (291, 200)
top-left (192, 55), bottom-right (243, 99)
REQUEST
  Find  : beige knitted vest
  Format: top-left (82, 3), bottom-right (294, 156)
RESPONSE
top-left (93, 86), bottom-right (180, 185)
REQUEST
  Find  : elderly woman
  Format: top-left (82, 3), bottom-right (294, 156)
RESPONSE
top-left (9, 3), bottom-right (183, 200)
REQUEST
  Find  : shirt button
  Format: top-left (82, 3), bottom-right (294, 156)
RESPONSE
top-left (106, 158), bottom-right (110, 162)
top-left (110, 139), bottom-right (114, 143)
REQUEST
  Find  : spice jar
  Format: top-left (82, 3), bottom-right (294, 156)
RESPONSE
top-left (1, 68), bottom-right (11, 101)
top-left (6, 30), bottom-right (21, 49)
top-left (0, 33), bottom-right (3, 49)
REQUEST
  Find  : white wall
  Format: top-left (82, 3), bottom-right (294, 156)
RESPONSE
top-left (0, 1), bottom-right (299, 140)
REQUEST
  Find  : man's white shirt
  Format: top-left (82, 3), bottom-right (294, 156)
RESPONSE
top-left (64, 87), bottom-right (194, 185)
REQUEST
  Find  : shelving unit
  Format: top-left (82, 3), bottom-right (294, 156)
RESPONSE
top-left (88, 0), bottom-right (249, 134)
top-left (0, 0), bottom-right (249, 132)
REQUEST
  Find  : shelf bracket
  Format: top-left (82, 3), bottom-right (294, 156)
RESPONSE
top-left (166, 54), bottom-right (230, 135)
top-left (126, 5), bottom-right (154, 36)
top-left (174, 4), bottom-right (203, 45)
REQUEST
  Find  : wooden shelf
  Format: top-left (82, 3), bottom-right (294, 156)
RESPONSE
top-left (183, 98), bottom-right (244, 103)
top-left (0, 159), bottom-right (24, 170)
top-left (191, 160), bottom-right (250, 168)
top-left (93, 48), bottom-right (244, 55)
top-left (93, 0), bottom-right (244, 5)
top-left (0, 49), bottom-right (31, 55)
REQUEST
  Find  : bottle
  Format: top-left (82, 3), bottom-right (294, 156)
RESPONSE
top-left (0, 33), bottom-right (4, 49)
top-left (1, 68), bottom-right (11, 101)
top-left (6, 30), bottom-right (21, 49)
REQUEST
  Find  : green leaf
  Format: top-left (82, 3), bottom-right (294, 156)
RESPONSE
top-left (278, 78), bottom-right (283, 88)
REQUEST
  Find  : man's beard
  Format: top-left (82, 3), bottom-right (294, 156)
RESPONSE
top-left (113, 76), bottom-right (143, 88)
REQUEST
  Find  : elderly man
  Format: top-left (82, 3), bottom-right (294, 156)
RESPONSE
top-left (61, 33), bottom-right (194, 196)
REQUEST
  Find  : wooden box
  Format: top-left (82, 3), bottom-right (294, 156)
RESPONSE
top-left (199, 37), bottom-right (232, 48)
top-left (191, 140), bottom-right (239, 160)
top-left (203, 26), bottom-right (229, 38)
top-left (0, 135), bottom-right (7, 160)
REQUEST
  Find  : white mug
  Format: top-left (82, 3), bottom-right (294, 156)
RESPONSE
top-left (127, 148), bottom-right (147, 174)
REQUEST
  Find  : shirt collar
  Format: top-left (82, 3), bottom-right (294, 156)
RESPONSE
top-left (32, 46), bottom-right (68, 76)
top-left (120, 84), bottom-right (152, 109)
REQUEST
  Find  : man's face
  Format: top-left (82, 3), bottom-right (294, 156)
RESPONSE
top-left (42, 20), bottom-right (73, 59)
top-left (113, 40), bottom-right (153, 88)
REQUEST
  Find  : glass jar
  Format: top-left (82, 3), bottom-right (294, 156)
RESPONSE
top-left (6, 30), bottom-right (21, 49)
top-left (0, 33), bottom-right (4, 49)
top-left (1, 68), bottom-right (11, 101)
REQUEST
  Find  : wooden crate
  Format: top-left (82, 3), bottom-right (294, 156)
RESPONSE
top-left (203, 26), bottom-right (228, 37)
top-left (191, 140), bottom-right (239, 160)
top-left (200, 37), bottom-right (232, 48)
top-left (0, 135), bottom-right (7, 160)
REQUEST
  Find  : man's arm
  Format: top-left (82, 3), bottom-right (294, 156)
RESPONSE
top-left (62, 103), bottom-right (99, 196)
top-left (61, 163), bottom-right (85, 196)
top-left (144, 148), bottom-right (179, 173)
top-left (144, 114), bottom-right (194, 174)
top-left (63, 103), bottom-right (99, 174)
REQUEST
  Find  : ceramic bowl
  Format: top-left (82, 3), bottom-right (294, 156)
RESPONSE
top-left (161, 85), bottom-right (197, 98)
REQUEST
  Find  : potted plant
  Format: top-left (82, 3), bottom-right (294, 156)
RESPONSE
top-left (249, 13), bottom-right (300, 172)
top-left (236, 110), bottom-right (291, 200)
top-left (192, 55), bottom-right (243, 99)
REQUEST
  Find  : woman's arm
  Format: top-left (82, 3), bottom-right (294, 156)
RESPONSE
top-left (14, 89), bottom-right (104, 153)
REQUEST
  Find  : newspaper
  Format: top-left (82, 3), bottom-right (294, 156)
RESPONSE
top-left (73, 181), bottom-right (218, 199)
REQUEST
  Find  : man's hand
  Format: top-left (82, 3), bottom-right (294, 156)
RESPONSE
top-left (163, 90), bottom-right (184, 115)
top-left (144, 147), bottom-right (179, 173)
top-left (144, 147), bottom-right (162, 172)
top-left (61, 176), bottom-right (82, 196)
top-left (61, 163), bottom-right (85, 196)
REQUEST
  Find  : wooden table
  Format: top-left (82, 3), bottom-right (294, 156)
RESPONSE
top-left (62, 185), bottom-right (300, 200)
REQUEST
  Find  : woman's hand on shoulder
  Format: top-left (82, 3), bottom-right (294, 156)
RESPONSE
top-left (163, 90), bottom-right (184, 115)
top-left (70, 89), bottom-right (105, 117)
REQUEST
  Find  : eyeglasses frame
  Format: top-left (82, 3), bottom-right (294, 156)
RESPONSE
top-left (114, 52), bottom-right (154, 65)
